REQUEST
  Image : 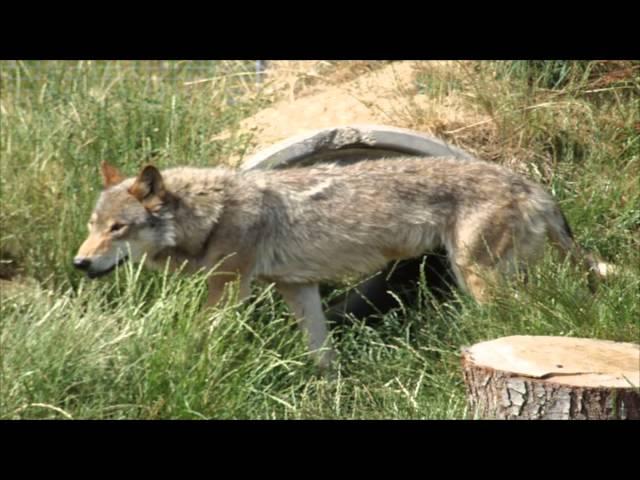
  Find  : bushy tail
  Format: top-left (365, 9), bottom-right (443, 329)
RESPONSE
top-left (545, 207), bottom-right (616, 290)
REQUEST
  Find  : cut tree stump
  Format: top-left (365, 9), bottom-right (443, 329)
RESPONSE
top-left (461, 336), bottom-right (640, 420)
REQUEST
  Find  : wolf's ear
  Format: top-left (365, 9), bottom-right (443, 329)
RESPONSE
top-left (128, 165), bottom-right (167, 207)
top-left (101, 161), bottom-right (125, 188)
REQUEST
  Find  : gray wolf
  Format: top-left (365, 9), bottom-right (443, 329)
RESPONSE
top-left (74, 158), bottom-right (614, 369)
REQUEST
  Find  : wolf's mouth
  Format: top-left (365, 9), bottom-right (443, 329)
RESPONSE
top-left (86, 256), bottom-right (129, 279)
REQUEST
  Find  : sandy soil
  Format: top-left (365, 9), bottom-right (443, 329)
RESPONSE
top-left (214, 60), bottom-right (490, 165)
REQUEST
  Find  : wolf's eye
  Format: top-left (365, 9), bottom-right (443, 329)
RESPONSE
top-left (110, 222), bottom-right (126, 232)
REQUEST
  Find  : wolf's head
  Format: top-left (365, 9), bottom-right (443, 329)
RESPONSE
top-left (73, 162), bottom-right (177, 278)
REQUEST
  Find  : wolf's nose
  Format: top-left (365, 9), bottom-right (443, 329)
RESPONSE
top-left (73, 257), bottom-right (91, 270)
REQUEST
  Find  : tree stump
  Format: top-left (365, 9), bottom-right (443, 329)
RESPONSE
top-left (461, 336), bottom-right (640, 420)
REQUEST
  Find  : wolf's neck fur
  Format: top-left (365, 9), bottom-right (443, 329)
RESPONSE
top-left (155, 167), bottom-right (237, 262)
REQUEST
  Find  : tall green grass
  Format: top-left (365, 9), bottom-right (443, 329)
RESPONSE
top-left (1, 60), bottom-right (265, 286)
top-left (1, 60), bottom-right (638, 419)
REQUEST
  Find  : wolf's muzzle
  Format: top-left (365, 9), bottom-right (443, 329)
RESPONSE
top-left (73, 256), bottom-right (129, 278)
top-left (73, 257), bottom-right (92, 271)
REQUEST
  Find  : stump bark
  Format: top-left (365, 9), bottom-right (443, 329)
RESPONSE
top-left (461, 336), bottom-right (640, 420)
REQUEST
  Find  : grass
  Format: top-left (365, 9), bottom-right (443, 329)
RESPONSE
top-left (1, 60), bottom-right (639, 419)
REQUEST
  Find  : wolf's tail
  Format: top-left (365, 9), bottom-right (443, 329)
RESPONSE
top-left (545, 206), bottom-right (616, 290)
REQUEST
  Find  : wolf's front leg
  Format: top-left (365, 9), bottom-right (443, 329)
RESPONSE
top-left (206, 274), bottom-right (252, 309)
top-left (275, 282), bottom-right (336, 370)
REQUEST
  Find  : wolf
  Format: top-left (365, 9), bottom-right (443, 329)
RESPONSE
top-left (74, 158), bottom-right (614, 369)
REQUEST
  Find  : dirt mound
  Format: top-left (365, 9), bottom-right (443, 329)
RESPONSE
top-left (215, 61), bottom-right (489, 166)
